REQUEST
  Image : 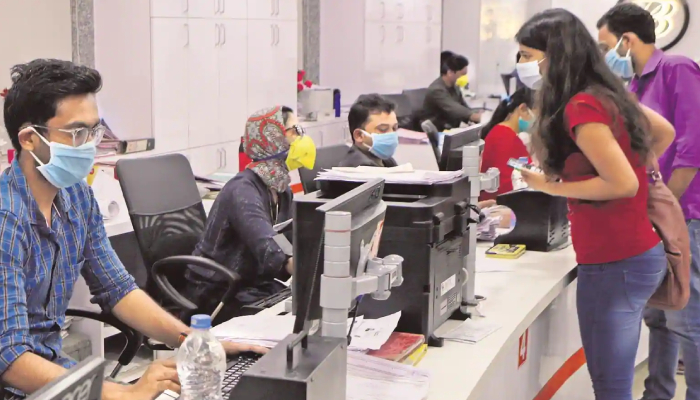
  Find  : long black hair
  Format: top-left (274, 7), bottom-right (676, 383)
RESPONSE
top-left (515, 8), bottom-right (650, 175)
top-left (481, 87), bottom-right (534, 140)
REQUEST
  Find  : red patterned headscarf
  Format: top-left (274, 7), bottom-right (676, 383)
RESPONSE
top-left (243, 106), bottom-right (291, 192)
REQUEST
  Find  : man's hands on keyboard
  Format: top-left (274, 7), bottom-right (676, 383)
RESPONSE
top-left (117, 359), bottom-right (180, 400)
top-left (221, 341), bottom-right (269, 356)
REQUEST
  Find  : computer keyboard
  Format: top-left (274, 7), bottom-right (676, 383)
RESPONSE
top-left (157, 353), bottom-right (262, 400)
top-left (239, 287), bottom-right (292, 316)
top-left (221, 352), bottom-right (262, 395)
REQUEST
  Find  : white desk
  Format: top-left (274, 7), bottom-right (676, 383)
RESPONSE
top-left (253, 243), bottom-right (649, 400)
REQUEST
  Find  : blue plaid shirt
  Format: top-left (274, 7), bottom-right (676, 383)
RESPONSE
top-left (0, 160), bottom-right (137, 379)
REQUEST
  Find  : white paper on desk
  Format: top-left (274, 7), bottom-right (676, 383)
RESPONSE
top-left (333, 163), bottom-right (414, 174)
top-left (440, 318), bottom-right (501, 344)
top-left (347, 352), bottom-right (430, 400)
top-left (317, 168), bottom-right (462, 185)
top-left (348, 311), bottom-right (401, 351)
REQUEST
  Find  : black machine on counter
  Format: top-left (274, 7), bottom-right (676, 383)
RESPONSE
top-left (313, 176), bottom-right (474, 346)
top-left (495, 189), bottom-right (570, 251)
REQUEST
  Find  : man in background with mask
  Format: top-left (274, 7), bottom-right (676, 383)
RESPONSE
top-left (598, 4), bottom-right (700, 400)
top-left (340, 94), bottom-right (400, 168)
top-left (0, 59), bottom-right (266, 400)
top-left (423, 53), bottom-right (481, 132)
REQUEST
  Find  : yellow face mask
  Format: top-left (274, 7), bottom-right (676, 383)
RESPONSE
top-left (286, 135), bottom-right (317, 170)
top-left (456, 74), bottom-right (469, 88)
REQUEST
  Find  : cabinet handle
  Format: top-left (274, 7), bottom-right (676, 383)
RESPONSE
top-left (274, 25), bottom-right (280, 46)
top-left (427, 4), bottom-right (432, 21)
top-left (214, 0), bottom-right (218, 14)
top-left (221, 24), bottom-right (226, 45)
top-left (381, 25), bottom-right (385, 43)
top-left (271, 0), bottom-right (275, 16)
top-left (220, 149), bottom-right (225, 168)
top-left (270, 25), bottom-right (275, 46)
top-left (222, 148), bottom-right (228, 167)
top-left (184, 23), bottom-right (189, 47)
top-left (183, 0), bottom-right (189, 13)
top-left (215, 24), bottom-right (221, 46)
top-left (221, 0), bottom-right (225, 14)
top-left (381, 1), bottom-right (386, 19)
top-left (276, 0), bottom-right (280, 16)
top-left (398, 3), bottom-right (404, 20)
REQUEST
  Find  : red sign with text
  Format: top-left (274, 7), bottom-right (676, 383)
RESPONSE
top-left (518, 328), bottom-right (529, 368)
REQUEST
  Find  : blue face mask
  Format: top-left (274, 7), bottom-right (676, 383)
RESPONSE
top-left (605, 38), bottom-right (634, 80)
top-left (362, 131), bottom-right (399, 160)
top-left (518, 110), bottom-right (536, 133)
top-left (30, 130), bottom-right (97, 189)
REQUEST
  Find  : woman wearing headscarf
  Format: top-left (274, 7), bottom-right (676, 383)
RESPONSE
top-left (183, 106), bottom-right (316, 324)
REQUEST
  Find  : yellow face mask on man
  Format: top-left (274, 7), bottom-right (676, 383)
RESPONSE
top-left (286, 135), bottom-right (317, 170)
top-left (456, 74), bottom-right (469, 88)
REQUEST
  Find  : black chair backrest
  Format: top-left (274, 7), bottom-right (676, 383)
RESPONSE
top-left (116, 154), bottom-right (207, 302)
top-left (402, 88), bottom-right (429, 115)
top-left (298, 144), bottom-right (350, 193)
top-left (382, 94), bottom-right (412, 119)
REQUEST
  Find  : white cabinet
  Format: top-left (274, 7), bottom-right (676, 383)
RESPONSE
top-left (151, 19), bottom-right (190, 153)
top-left (247, 20), bottom-right (297, 114)
top-left (151, 0), bottom-right (189, 17)
top-left (219, 0), bottom-right (247, 19)
top-left (321, 0), bottom-right (441, 103)
top-left (224, 141), bottom-right (241, 172)
top-left (218, 21), bottom-right (249, 143)
top-left (248, 0), bottom-right (296, 20)
top-left (189, 145), bottom-right (223, 176)
top-left (188, 20), bottom-right (221, 148)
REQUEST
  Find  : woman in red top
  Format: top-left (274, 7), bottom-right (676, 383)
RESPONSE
top-left (479, 87), bottom-right (533, 201)
top-left (515, 9), bottom-right (675, 399)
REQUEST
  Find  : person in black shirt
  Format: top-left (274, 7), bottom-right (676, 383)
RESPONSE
top-left (423, 53), bottom-right (482, 131)
top-left (183, 106), bottom-right (305, 324)
top-left (339, 94), bottom-right (400, 168)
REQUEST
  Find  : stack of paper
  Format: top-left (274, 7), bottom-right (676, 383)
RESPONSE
top-left (440, 318), bottom-right (501, 344)
top-left (347, 351), bottom-right (431, 400)
top-left (212, 312), bottom-right (401, 352)
top-left (316, 164), bottom-right (463, 185)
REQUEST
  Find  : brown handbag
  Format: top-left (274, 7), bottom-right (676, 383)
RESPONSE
top-left (646, 157), bottom-right (692, 310)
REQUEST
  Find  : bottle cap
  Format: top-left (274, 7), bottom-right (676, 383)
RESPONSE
top-left (191, 314), bottom-right (212, 330)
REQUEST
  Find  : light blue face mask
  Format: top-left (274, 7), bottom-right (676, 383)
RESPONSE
top-left (362, 130), bottom-right (399, 160)
top-left (605, 38), bottom-right (634, 80)
top-left (29, 129), bottom-right (97, 189)
top-left (518, 110), bottom-right (536, 133)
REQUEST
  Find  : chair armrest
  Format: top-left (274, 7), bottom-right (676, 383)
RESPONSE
top-left (65, 309), bottom-right (144, 378)
top-left (152, 255), bottom-right (241, 313)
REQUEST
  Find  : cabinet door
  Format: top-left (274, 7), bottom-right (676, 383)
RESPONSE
top-left (364, 23), bottom-right (386, 72)
top-left (223, 141), bottom-right (241, 172)
top-left (187, 0), bottom-right (218, 18)
top-left (188, 20), bottom-right (221, 148)
top-left (218, 21), bottom-right (248, 143)
top-left (151, 0), bottom-right (189, 17)
top-left (425, 24), bottom-right (441, 82)
top-left (151, 19), bottom-right (190, 153)
top-left (273, 21), bottom-right (298, 111)
top-left (219, 0), bottom-right (247, 19)
top-left (427, 0), bottom-right (441, 24)
top-left (247, 0), bottom-right (275, 19)
top-left (381, 23), bottom-right (407, 93)
top-left (275, 0), bottom-right (297, 20)
top-left (366, 0), bottom-right (388, 21)
top-left (189, 145), bottom-right (224, 176)
top-left (246, 21), bottom-right (277, 115)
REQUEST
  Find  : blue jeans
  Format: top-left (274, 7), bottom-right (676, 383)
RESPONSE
top-left (642, 220), bottom-right (700, 400)
top-left (578, 242), bottom-right (667, 400)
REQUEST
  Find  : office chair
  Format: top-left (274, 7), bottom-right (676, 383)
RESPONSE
top-left (298, 144), bottom-right (350, 193)
top-left (116, 154), bottom-right (241, 331)
top-left (402, 88), bottom-right (429, 115)
top-left (64, 309), bottom-right (143, 378)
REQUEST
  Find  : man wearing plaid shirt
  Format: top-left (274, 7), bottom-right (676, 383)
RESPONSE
top-left (0, 60), bottom-right (266, 400)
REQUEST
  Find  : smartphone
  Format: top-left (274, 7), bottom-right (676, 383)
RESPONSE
top-left (507, 158), bottom-right (526, 170)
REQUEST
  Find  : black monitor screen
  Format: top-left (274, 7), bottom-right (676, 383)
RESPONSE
top-left (27, 357), bottom-right (105, 400)
top-left (439, 125), bottom-right (482, 171)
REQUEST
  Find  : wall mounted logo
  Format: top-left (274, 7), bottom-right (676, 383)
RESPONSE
top-left (617, 0), bottom-right (690, 51)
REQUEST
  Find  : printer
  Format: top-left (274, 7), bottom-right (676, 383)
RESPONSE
top-left (317, 176), bottom-right (473, 346)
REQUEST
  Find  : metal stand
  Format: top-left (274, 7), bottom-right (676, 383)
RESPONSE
top-left (455, 140), bottom-right (499, 318)
top-left (319, 211), bottom-right (404, 339)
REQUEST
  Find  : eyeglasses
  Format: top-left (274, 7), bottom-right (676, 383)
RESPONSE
top-left (33, 124), bottom-right (107, 147)
top-left (286, 125), bottom-right (306, 136)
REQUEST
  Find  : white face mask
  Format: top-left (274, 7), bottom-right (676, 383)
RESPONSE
top-left (516, 59), bottom-right (545, 90)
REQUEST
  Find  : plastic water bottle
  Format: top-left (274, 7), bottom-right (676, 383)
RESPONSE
top-left (511, 157), bottom-right (529, 190)
top-left (177, 315), bottom-right (227, 400)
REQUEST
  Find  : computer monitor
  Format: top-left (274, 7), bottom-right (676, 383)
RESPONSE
top-left (26, 357), bottom-right (106, 400)
top-left (292, 179), bottom-right (387, 331)
top-left (438, 124), bottom-right (483, 171)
